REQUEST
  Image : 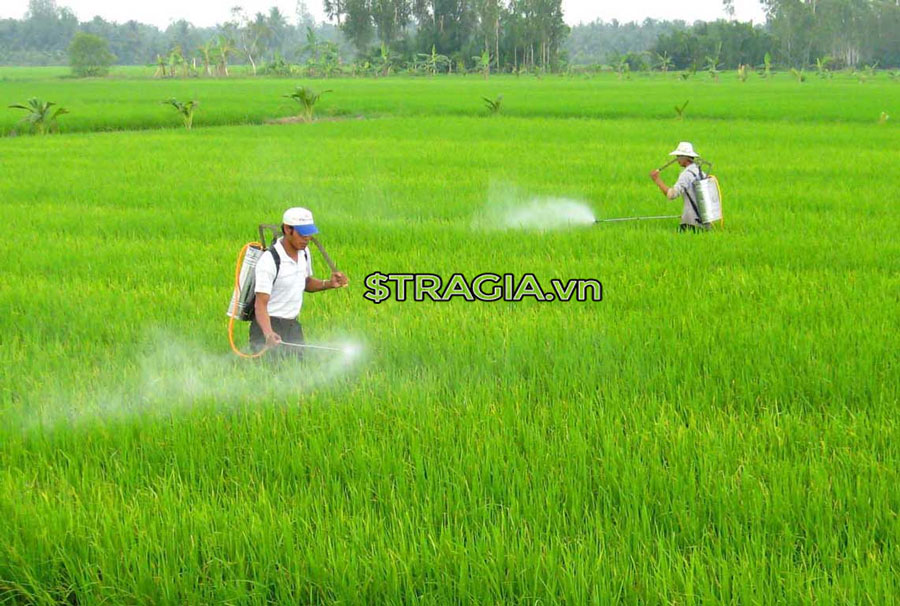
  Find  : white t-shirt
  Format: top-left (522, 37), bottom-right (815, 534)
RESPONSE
top-left (254, 238), bottom-right (313, 320)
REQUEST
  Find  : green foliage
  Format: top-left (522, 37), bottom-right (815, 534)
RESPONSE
top-left (473, 49), bottom-right (491, 80)
top-left (68, 32), bottom-right (115, 78)
top-left (737, 64), bottom-right (748, 82)
top-left (705, 43), bottom-right (722, 81)
top-left (162, 97), bottom-right (197, 130)
top-left (481, 94), bottom-right (503, 114)
top-left (264, 52), bottom-right (295, 76)
top-left (655, 51), bottom-right (673, 73)
top-left (879, 111), bottom-right (889, 124)
top-left (284, 86), bottom-right (331, 122)
top-left (790, 68), bottom-right (806, 83)
top-left (674, 99), bottom-right (689, 120)
top-left (8, 97), bottom-right (69, 134)
top-left (815, 56), bottom-right (833, 79)
top-left (419, 45), bottom-right (450, 76)
top-left (758, 52), bottom-right (773, 79)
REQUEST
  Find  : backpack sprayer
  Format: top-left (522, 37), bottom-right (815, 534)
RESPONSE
top-left (227, 224), bottom-right (343, 358)
top-left (594, 157), bottom-right (724, 226)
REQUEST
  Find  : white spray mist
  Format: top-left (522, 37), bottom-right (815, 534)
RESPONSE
top-left (473, 182), bottom-right (596, 231)
top-left (21, 331), bottom-right (368, 433)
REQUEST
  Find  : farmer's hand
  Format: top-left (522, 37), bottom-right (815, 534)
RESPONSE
top-left (650, 170), bottom-right (660, 179)
top-left (329, 272), bottom-right (349, 289)
top-left (265, 331), bottom-right (282, 347)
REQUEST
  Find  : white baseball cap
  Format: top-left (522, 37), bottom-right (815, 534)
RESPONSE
top-left (282, 207), bottom-right (318, 236)
top-left (669, 141), bottom-right (700, 158)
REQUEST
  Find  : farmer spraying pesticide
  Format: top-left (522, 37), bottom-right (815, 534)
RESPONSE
top-left (649, 142), bottom-right (723, 232)
top-left (227, 207), bottom-right (349, 358)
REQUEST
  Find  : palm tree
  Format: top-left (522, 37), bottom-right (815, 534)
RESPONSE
top-left (283, 86), bottom-right (331, 122)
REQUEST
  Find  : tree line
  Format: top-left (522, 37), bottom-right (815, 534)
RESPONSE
top-left (1, 0), bottom-right (898, 72)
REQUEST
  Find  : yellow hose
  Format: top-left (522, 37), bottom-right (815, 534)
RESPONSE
top-left (228, 242), bottom-right (267, 358)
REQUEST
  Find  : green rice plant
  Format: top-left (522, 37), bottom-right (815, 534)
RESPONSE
top-left (674, 99), bottom-right (689, 120)
top-left (284, 86), bottom-right (331, 122)
top-left (8, 97), bottom-right (68, 134)
top-left (481, 94), bottom-right (502, 114)
top-left (162, 97), bottom-right (197, 129)
top-left (1, 78), bottom-right (899, 603)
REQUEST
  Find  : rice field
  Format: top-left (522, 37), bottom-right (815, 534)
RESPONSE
top-left (0, 67), bottom-right (898, 604)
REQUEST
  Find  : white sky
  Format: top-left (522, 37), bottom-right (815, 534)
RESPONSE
top-left (0, 0), bottom-right (767, 28)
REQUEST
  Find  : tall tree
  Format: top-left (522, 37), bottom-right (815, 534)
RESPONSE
top-left (342, 0), bottom-right (375, 54)
top-left (371, 0), bottom-right (412, 49)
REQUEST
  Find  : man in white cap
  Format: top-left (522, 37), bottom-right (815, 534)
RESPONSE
top-left (649, 141), bottom-right (706, 232)
top-left (250, 207), bottom-right (348, 354)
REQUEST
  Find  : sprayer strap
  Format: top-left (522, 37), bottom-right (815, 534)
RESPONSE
top-left (684, 164), bottom-right (704, 223)
top-left (270, 247), bottom-right (281, 280)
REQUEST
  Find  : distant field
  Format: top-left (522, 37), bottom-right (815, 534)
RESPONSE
top-left (1, 67), bottom-right (897, 135)
top-left (0, 69), bottom-right (898, 603)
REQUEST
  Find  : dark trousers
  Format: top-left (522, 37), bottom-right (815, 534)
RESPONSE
top-left (679, 223), bottom-right (709, 233)
top-left (249, 316), bottom-right (305, 357)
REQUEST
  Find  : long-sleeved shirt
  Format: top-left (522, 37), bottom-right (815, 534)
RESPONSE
top-left (667, 163), bottom-right (702, 226)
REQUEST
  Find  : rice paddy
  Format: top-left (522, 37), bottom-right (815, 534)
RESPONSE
top-left (0, 67), bottom-right (898, 604)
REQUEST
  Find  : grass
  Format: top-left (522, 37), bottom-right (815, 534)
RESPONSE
top-left (0, 67), bottom-right (897, 135)
top-left (0, 68), bottom-right (898, 603)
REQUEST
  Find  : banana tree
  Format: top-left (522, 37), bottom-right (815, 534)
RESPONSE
top-left (482, 94), bottom-right (502, 114)
top-left (168, 47), bottom-right (186, 78)
top-left (655, 51), bottom-right (673, 73)
top-left (154, 54), bottom-right (167, 78)
top-left (419, 45), bottom-right (450, 76)
top-left (214, 36), bottom-right (235, 77)
top-left (198, 41), bottom-right (215, 76)
top-left (163, 98), bottom-right (198, 129)
top-left (705, 44), bottom-right (721, 82)
top-left (374, 43), bottom-right (396, 78)
top-left (815, 56), bottom-right (833, 79)
top-left (8, 98), bottom-right (69, 135)
top-left (472, 49), bottom-right (491, 80)
top-left (757, 52), bottom-right (772, 79)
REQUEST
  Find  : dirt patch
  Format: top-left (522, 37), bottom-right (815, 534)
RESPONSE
top-left (266, 115), bottom-right (367, 125)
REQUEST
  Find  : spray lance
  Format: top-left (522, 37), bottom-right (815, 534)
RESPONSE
top-left (593, 157), bottom-right (680, 224)
top-left (227, 224), bottom-right (348, 358)
top-left (593, 157), bottom-right (722, 224)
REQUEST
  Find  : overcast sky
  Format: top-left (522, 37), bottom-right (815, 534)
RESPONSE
top-left (0, 0), bottom-right (767, 28)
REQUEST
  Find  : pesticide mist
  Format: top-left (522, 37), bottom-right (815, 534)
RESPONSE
top-left (473, 183), bottom-right (596, 231)
top-left (22, 332), bottom-right (368, 432)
